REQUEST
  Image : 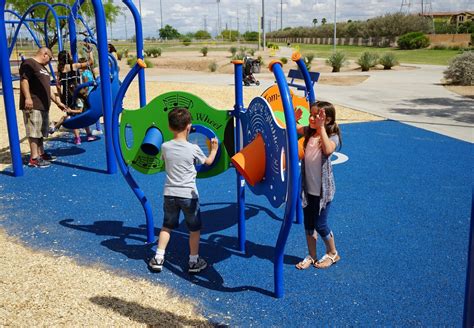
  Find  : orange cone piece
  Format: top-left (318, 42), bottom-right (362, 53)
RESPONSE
top-left (231, 133), bottom-right (266, 186)
top-left (298, 137), bottom-right (305, 160)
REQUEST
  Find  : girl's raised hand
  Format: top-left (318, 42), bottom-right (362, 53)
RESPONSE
top-left (294, 107), bottom-right (303, 122)
top-left (315, 108), bottom-right (326, 128)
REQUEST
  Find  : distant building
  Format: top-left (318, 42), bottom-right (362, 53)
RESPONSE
top-left (421, 11), bottom-right (473, 27)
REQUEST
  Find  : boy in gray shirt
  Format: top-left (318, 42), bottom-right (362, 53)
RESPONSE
top-left (149, 107), bottom-right (218, 274)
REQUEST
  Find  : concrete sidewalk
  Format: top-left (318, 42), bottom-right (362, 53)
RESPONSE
top-left (146, 63), bottom-right (473, 143)
top-left (314, 64), bottom-right (473, 143)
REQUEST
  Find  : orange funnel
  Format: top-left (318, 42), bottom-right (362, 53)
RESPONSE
top-left (231, 134), bottom-right (266, 186)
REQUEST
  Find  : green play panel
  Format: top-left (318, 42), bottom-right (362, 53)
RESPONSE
top-left (120, 91), bottom-right (232, 178)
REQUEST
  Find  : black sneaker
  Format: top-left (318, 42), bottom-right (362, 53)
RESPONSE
top-left (188, 257), bottom-right (207, 274)
top-left (148, 256), bottom-right (164, 272)
top-left (41, 153), bottom-right (57, 162)
top-left (28, 157), bottom-right (51, 168)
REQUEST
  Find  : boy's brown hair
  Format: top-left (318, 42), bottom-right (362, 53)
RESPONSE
top-left (168, 107), bottom-right (192, 132)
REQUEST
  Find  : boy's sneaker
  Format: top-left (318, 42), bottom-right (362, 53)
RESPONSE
top-left (188, 257), bottom-right (207, 274)
top-left (74, 137), bottom-right (81, 145)
top-left (148, 256), bottom-right (164, 272)
top-left (87, 135), bottom-right (98, 142)
top-left (28, 157), bottom-right (51, 168)
top-left (41, 153), bottom-right (57, 162)
top-left (48, 122), bottom-right (56, 134)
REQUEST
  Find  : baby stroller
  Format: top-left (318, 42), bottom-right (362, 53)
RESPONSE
top-left (243, 56), bottom-right (260, 86)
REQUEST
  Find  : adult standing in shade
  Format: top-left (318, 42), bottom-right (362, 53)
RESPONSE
top-left (19, 47), bottom-right (67, 168)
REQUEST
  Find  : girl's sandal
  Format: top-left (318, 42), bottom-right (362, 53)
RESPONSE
top-left (314, 251), bottom-right (340, 269)
top-left (295, 256), bottom-right (315, 270)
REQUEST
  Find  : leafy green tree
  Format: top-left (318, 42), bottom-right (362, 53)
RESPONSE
top-left (6, 0), bottom-right (120, 47)
top-left (195, 30), bottom-right (211, 39)
top-left (242, 31), bottom-right (258, 41)
top-left (220, 29), bottom-right (240, 41)
top-left (312, 18), bottom-right (318, 27)
top-left (159, 24), bottom-right (180, 40)
top-left (321, 18), bottom-right (327, 25)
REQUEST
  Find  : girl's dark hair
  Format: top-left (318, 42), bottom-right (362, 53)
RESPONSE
top-left (108, 43), bottom-right (117, 53)
top-left (57, 50), bottom-right (70, 73)
top-left (168, 107), bottom-right (191, 132)
top-left (303, 101), bottom-right (342, 150)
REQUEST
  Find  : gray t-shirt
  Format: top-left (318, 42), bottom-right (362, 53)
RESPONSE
top-left (162, 139), bottom-right (207, 199)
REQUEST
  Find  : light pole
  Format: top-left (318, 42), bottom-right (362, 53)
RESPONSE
top-left (217, 0), bottom-right (221, 39)
top-left (123, 6), bottom-right (128, 41)
top-left (262, 0), bottom-right (265, 50)
top-left (160, 0), bottom-right (163, 29)
top-left (333, 0), bottom-right (337, 52)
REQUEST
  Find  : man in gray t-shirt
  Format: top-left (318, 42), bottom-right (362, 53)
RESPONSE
top-left (148, 108), bottom-right (218, 274)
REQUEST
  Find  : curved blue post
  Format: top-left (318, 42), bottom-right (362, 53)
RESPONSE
top-left (5, 10), bottom-right (42, 50)
top-left (270, 62), bottom-right (299, 298)
top-left (233, 60), bottom-right (246, 253)
top-left (68, 2), bottom-right (79, 62)
top-left (293, 54), bottom-right (316, 104)
top-left (8, 2), bottom-right (63, 57)
top-left (296, 172), bottom-right (303, 224)
top-left (0, 2), bottom-right (23, 176)
top-left (112, 62), bottom-right (155, 243)
top-left (7, 3), bottom-right (63, 82)
top-left (44, 4), bottom-right (71, 52)
top-left (90, 0), bottom-right (117, 174)
top-left (123, 0), bottom-right (146, 107)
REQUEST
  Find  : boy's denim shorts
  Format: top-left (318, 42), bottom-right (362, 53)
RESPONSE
top-left (163, 196), bottom-right (201, 232)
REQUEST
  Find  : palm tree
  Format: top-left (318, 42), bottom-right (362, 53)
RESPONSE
top-left (321, 17), bottom-right (327, 25)
top-left (312, 18), bottom-right (318, 27)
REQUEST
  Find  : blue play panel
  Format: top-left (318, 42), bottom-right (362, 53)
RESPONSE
top-left (0, 121), bottom-right (472, 326)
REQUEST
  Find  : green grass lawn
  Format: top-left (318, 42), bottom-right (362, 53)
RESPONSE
top-left (290, 44), bottom-right (463, 66)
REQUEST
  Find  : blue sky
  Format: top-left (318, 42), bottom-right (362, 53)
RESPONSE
top-left (111, 0), bottom-right (473, 38)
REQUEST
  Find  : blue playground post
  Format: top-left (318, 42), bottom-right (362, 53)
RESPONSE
top-left (90, 0), bottom-right (117, 174)
top-left (270, 61), bottom-right (299, 298)
top-left (233, 60), bottom-right (246, 253)
top-left (292, 53), bottom-right (316, 225)
top-left (0, 1), bottom-right (23, 176)
top-left (292, 53), bottom-right (316, 105)
top-left (123, 0), bottom-right (146, 107)
top-left (68, 2), bottom-right (79, 62)
top-left (112, 60), bottom-right (155, 244)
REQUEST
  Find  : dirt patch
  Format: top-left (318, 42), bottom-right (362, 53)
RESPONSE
top-left (0, 228), bottom-right (213, 326)
top-left (444, 85), bottom-right (474, 98)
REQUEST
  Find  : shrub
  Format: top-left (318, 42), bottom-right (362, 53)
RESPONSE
top-left (379, 52), bottom-right (399, 70)
top-left (208, 60), bottom-right (218, 72)
top-left (182, 37), bottom-right (191, 46)
top-left (229, 46), bottom-right (237, 56)
top-left (280, 57), bottom-right (288, 64)
top-left (357, 52), bottom-right (379, 71)
top-left (444, 51), bottom-right (474, 86)
top-left (326, 51), bottom-right (346, 72)
top-left (200, 47), bottom-right (208, 57)
top-left (397, 32), bottom-right (430, 50)
top-left (248, 48), bottom-right (256, 56)
top-left (303, 53), bottom-right (315, 70)
top-left (145, 47), bottom-right (161, 57)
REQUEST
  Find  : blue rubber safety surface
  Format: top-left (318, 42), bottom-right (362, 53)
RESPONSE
top-left (0, 120), bottom-right (472, 326)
